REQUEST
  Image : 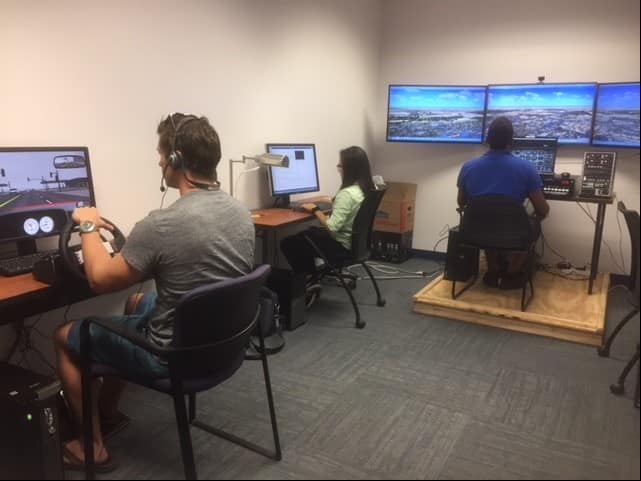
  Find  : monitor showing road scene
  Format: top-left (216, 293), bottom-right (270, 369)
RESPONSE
top-left (0, 147), bottom-right (95, 219)
top-left (592, 82), bottom-right (640, 148)
top-left (485, 83), bottom-right (597, 144)
top-left (386, 85), bottom-right (488, 143)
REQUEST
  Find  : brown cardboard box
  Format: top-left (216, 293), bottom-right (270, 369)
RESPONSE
top-left (374, 182), bottom-right (417, 233)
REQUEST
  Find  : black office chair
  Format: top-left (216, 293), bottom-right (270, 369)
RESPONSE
top-left (597, 201), bottom-right (639, 408)
top-left (303, 189), bottom-right (387, 329)
top-left (453, 195), bottom-right (537, 311)
top-left (78, 264), bottom-right (281, 480)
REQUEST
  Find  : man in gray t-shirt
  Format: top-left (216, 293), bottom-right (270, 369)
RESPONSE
top-left (52, 113), bottom-right (254, 470)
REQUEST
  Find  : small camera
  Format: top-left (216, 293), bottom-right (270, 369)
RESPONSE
top-left (537, 76), bottom-right (545, 83)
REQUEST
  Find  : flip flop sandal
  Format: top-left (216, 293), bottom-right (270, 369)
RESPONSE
top-left (62, 444), bottom-right (119, 474)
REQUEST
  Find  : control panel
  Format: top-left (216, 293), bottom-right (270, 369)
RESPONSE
top-left (543, 176), bottom-right (575, 198)
top-left (580, 152), bottom-right (616, 197)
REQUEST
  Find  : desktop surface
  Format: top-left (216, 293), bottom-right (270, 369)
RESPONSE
top-left (251, 208), bottom-right (313, 228)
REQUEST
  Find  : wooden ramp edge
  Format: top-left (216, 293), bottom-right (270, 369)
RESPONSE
top-left (413, 272), bottom-right (609, 346)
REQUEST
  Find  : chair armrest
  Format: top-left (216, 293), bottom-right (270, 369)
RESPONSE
top-left (79, 316), bottom-right (168, 358)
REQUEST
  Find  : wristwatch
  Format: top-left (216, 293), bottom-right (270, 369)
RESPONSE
top-left (79, 220), bottom-right (97, 235)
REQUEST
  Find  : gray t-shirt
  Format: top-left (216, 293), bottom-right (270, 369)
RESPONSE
top-left (121, 190), bottom-right (255, 347)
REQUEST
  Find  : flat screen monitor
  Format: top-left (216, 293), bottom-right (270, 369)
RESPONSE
top-left (511, 137), bottom-right (558, 176)
top-left (266, 144), bottom-right (319, 203)
top-left (386, 84), bottom-right (488, 143)
top-left (0, 147), bottom-right (96, 243)
top-left (592, 82), bottom-right (640, 148)
top-left (486, 83), bottom-right (597, 144)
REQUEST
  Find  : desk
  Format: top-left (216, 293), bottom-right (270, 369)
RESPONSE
top-left (251, 208), bottom-right (315, 265)
top-left (1, 274), bottom-right (95, 326)
top-left (544, 194), bottom-right (614, 295)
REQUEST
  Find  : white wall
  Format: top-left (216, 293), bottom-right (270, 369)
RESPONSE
top-left (0, 0), bottom-right (383, 361)
top-left (373, 0), bottom-right (640, 273)
top-left (0, 0), bottom-right (383, 224)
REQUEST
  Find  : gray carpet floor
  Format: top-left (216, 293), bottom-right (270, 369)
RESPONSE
top-left (70, 259), bottom-right (640, 480)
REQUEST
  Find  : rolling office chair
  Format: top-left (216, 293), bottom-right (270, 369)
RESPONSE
top-left (597, 201), bottom-right (639, 408)
top-left (452, 195), bottom-right (538, 311)
top-left (77, 265), bottom-right (281, 480)
top-left (303, 189), bottom-right (387, 329)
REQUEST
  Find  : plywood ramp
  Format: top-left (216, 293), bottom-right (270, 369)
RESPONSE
top-left (413, 271), bottom-right (609, 346)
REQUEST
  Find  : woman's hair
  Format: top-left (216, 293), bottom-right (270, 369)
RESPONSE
top-left (339, 146), bottom-right (375, 193)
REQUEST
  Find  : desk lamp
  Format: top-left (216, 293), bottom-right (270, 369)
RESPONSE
top-left (229, 153), bottom-right (289, 198)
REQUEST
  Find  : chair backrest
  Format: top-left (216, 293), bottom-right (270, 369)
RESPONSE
top-left (351, 188), bottom-right (386, 261)
top-left (459, 195), bottom-right (533, 250)
top-left (618, 201), bottom-right (640, 305)
top-left (169, 264), bottom-right (271, 378)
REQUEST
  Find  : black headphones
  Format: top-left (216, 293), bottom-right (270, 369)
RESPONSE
top-left (167, 112), bottom-right (199, 170)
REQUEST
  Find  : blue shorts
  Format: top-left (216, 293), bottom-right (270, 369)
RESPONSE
top-left (67, 293), bottom-right (169, 379)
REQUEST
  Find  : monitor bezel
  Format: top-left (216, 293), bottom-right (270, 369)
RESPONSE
top-left (265, 143), bottom-right (320, 197)
top-left (590, 81), bottom-right (641, 149)
top-left (386, 84), bottom-right (489, 144)
top-left (485, 82), bottom-right (598, 145)
top-left (0, 146), bottom-right (96, 243)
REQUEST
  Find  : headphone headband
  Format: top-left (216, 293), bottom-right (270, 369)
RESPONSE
top-left (167, 112), bottom-right (199, 170)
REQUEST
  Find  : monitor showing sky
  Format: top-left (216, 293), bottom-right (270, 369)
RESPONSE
top-left (592, 82), bottom-right (640, 148)
top-left (486, 83), bottom-right (597, 144)
top-left (387, 85), bottom-right (487, 143)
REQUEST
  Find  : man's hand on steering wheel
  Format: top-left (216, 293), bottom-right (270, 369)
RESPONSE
top-left (72, 207), bottom-right (114, 232)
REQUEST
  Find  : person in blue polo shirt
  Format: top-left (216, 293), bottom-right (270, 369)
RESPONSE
top-left (457, 117), bottom-right (550, 289)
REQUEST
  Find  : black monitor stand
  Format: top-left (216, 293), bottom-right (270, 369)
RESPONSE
top-left (273, 195), bottom-right (291, 208)
top-left (0, 238), bottom-right (37, 260)
top-left (17, 238), bottom-right (37, 256)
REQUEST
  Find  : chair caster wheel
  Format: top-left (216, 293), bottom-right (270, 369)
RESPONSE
top-left (377, 299), bottom-right (386, 307)
top-left (597, 345), bottom-right (610, 357)
top-left (355, 321), bottom-right (366, 329)
top-left (610, 383), bottom-right (624, 395)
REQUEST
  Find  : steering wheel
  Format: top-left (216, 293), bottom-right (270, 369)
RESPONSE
top-left (59, 217), bottom-right (127, 280)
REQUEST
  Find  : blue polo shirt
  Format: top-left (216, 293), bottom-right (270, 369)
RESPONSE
top-left (457, 150), bottom-right (542, 203)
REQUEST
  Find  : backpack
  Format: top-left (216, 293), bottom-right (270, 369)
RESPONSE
top-left (247, 287), bottom-right (285, 358)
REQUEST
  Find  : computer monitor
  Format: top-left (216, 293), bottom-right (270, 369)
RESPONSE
top-left (0, 147), bottom-right (96, 249)
top-left (386, 84), bottom-right (488, 143)
top-left (486, 83), bottom-right (597, 144)
top-left (511, 137), bottom-right (558, 177)
top-left (592, 82), bottom-right (640, 148)
top-left (266, 144), bottom-right (319, 206)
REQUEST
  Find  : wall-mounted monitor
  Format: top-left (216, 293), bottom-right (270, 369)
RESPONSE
top-left (485, 83), bottom-right (597, 144)
top-left (591, 82), bottom-right (640, 148)
top-left (386, 84), bottom-right (488, 143)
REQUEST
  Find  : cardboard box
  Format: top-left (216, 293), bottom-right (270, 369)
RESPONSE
top-left (374, 182), bottom-right (417, 233)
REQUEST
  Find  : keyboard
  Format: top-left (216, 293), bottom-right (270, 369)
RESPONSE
top-left (0, 252), bottom-right (55, 277)
top-left (291, 201), bottom-right (333, 213)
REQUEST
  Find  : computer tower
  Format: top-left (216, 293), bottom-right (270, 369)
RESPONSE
top-left (444, 226), bottom-right (479, 281)
top-left (0, 362), bottom-right (64, 480)
top-left (266, 268), bottom-right (306, 331)
top-left (371, 231), bottom-right (413, 263)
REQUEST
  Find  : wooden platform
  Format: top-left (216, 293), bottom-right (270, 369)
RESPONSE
top-left (413, 271), bottom-right (609, 346)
